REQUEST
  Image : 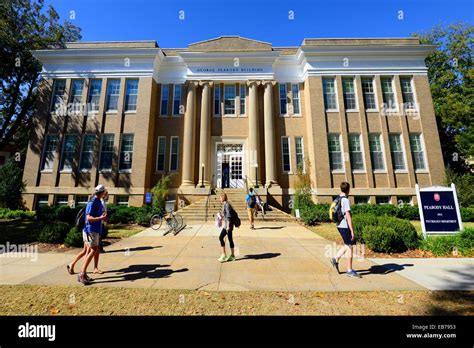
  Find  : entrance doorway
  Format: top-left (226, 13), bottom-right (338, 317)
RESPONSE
top-left (216, 143), bottom-right (245, 189)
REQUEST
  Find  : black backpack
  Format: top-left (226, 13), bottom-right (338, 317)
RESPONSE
top-left (75, 198), bottom-right (93, 231)
top-left (247, 194), bottom-right (257, 209)
top-left (230, 205), bottom-right (241, 228)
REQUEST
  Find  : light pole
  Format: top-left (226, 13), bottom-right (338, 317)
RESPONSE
top-left (254, 162), bottom-right (259, 188)
top-left (200, 163), bottom-right (205, 188)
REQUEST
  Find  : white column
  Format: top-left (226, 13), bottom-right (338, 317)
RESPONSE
top-left (247, 80), bottom-right (260, 186)
top-left (263, 80), bottom-right (279, 187)
top-left (180, 81), bottom-right (197, 187)
top-left (198, 81), bottom-right (212, 187)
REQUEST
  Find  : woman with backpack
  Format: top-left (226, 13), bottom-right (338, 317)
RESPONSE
top-left (218, 192), bottom-right (236, 262)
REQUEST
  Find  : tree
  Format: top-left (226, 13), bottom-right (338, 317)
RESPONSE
top-left (0, 158), bottom-right (26, 209)
top-left (151, 174), bottom-right (174, 210)
top-left (0, 0), bottom-right (81, 151)
top-left (413, 23), bottom-right (473, 173)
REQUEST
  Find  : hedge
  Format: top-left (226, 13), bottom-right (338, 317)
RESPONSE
top-left (420, 228), bottom-right (474, 257)
top-left (38, 222), bottom-right (70, 244)
top-left (0, 208), bottom-right (35, 220)
top-left (64, 226), bottom-right (84, 247)
top-left (363, 226), bottom-right (405, 253)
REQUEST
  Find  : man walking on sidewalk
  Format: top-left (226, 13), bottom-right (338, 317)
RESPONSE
top-left (246, 187), bottom-right (257, 229)
top-left (330, 182), bottom-right (361, 278)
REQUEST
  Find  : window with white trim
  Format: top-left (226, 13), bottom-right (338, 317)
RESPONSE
top-left (125, 79), bottom-right (139, 111)
top-left (239, 84), bottom-right (246, 115)
top-left (389, 134), bottom-right (406, 170)
top-left (51, 79), bottom-right (66, 113)
top-left (349, 134), bottom-right (364, 170)
top-left (60, 134), bottom-right (78, 171)
top-left (376, 196), bottom-right (391, 205)
top-left (55, 195), bottom-right (69, 206)
top-left (160, 85), bottom-right (169, 116)
top-left (368, 134), bottom-right (385, 170)
top-left (170, 136), bottom-right (179, 171)
top-left (295, 137), bottom-right (304, 172)
top-left (36, 194), bottom-right (49, 208)
top-left (116, 195), bottom-right (129, 206)
top-left (75, 195), bottom-right (89, 205)
top-left (70, 79), bottom-right (84, 114)
top-left (400, 77), bottom-right (416, 110)
top-left (87, 79), bottom-right (102, 113)
top-left (281, 137), bottom-right (291, 173)
top-left (291, 84), bottom-right (300, 114)
top-left (79, 134), bottom-right (95, 171)
top-left (355, 196), bottom-right (370, 205)
top-left (279, 83), bottom-right (287, 115)
top-left (381, 77), bottom-right (396, 110)
top-left (224, 85), bottom-right (236, 115)
top-left (342, 78), bottom-right (357, 110)
top-left (119, 134), bottom-right (134, 171)
top-left (397, 196), bottom-right (412, 205)
top-left (105, 79), bottom-right (120, 111)
top-left (41, 134), bottom-right (59, 171)
top-left (362, 78), bottom-right (376, 110)
top-left (214, 85), bottom-right (221, 116)
top-left (328, 134), bottom-right (343, 171)
top-left (173, 84), bottom-right (182, 115)
top-left (409, 133), bottom-right (426, 170)
top-left (99, 134), bottom-right (114, 171)
top-left (156, 136), bottom-right (166, 172)
top-left (323, 78), bottom-right (337, 110)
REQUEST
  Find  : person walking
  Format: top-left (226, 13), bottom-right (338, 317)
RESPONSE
top-left (329, 182), bottom-right (361, 278)
top-left (218, 192), bottom-right (236, 262)
top-left (246, 187), bottom-right (257, 229)
top-left (77, 185), bottom-right (107, 285)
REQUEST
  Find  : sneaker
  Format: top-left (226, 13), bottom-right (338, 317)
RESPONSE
top-left (346, 269), bottom-right (361, 278)
top-left (77, 273), bottom-right (91, 285)
top-left (218, 254), bottom-right (227, 263)
top-left (330, 257), bottom-right (340, 274)
top-left (226, 255), bottom-right (236, 262)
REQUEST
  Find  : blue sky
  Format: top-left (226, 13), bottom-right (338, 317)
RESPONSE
top-left (45, 0), bottom-right (473, 47)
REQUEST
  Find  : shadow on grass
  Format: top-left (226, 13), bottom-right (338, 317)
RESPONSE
top-left (91, 264), bottom-right (189, 284)
top-left (357, 263), bottom-right (414, 275)
top-left (238, 252), bottom-right (281, 260)
top-left (427, 291), bottom-right (474, 315)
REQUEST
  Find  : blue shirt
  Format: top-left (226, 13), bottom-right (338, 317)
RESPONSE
top-left (84, 196), bottom-right (104, 233)
top-left (246, 193), bottom-right (256, 208)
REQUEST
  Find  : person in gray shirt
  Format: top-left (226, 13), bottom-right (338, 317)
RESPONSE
top-left (218, 192), bottom-right (236, 262)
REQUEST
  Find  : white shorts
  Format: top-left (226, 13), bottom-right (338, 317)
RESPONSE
top-left (83, 231), bottom-right (100, 247)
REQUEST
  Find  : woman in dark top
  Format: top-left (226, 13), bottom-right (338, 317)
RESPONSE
top-left (218, 192), bottom-right (236, 262)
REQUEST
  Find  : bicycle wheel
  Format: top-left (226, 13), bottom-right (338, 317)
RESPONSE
top-left (172, 213), bottom-right (184, 229)
top-left (150, 214), bottom-right (163, 230)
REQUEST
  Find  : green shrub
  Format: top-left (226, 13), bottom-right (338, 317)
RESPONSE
top-left (352, 214), bottom-right (379, 243)
top-left (133, 206), bottom-right (153, 226)
top-left (0, 159), bottom-right (25, 210)
top-left (35, 205), bottom-right (82, 224)
top-left (460, 207), bottom-right (474, 222)
top-left (382, 216), bottom-right (419, 249)
top-left (300, 206), bottom-right (329, 225)
top-left (363, 226), bottom-right (405, 253)
top-left (0, 208), bottom-right (35, 219)
top-left (456, 228), bottom-right (474, 256)
top-left (38, 222), bottom-right (70, 244)
top-left (64, 227), bottom-right (83, 247)
top-left (420, 228), bottom-right (474, 257)
top-left (106, 205), bottom-right (138, 224)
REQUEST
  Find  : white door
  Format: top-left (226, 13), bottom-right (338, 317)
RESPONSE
top-left (229, 155), bottom-right (244, 188)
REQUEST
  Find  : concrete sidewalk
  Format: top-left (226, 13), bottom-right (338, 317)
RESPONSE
top-left (0, 221), bottom-right (469, 291)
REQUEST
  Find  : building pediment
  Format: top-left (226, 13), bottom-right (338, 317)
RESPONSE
top-left (188, 36), bottom-right (272, 52)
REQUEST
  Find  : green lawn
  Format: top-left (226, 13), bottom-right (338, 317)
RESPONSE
top-left (106, 224), bottom-right (146, 239)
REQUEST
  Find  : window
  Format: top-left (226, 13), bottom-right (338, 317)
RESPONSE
top-left (400, 77), bottom-right (416, 110)
top-left (381, 77), bottom-right (396, 110)
top-left (70, 79), bottom-right (84, 114)
top-left (328, 134), bottom-right (343, 171)
top-left (125, 79), bottom-right (139, 111)
top-left (105, 79), bottom-right (120, 111)
top-left (75, 195), bottom-right (89, 205)
top-left (397, 196), bottom-right (412, 206)
top-left (409, 133), bottom-right (426, 170)
top-left (170, 136), bottom-right (179, 171)
top-left (172, 84), bottom-right (182, 115)
top-left (55, 195), bottom-right (69, 206)
top-left (295, 137), bottom-right (304, 172)
top-left (36, 195), bottom-right (49, 208)
top-left (160, 84), bottom-right (169, 115)
top-left (99, 134), bottom-right (114, 171)
top-left (41, 134), bottom-right (59, 171)
top-left (323, 78), bottom-right (337, 110)
top-left (156, 136), bottom-right (166, 172)
top-left (224, 85), bottom-right (236, 115)
top-left (279, 83), bottom-right (287, 115)
top-left (342, 78), bottom-right (357, 110)
top-left (60, 134), bottom-right (78, 171)
top-left (79, 134), bottom-right (95, 171)
top-left (389, 134), bottom-right (406, 170)
top-left (281, 137), bottom-right (291, 173)
top-left (362, 78), bottom-right (376, 110)
top-left (87, 79), bottom-right (102, 113)
top-left (376, 196), bottom-right (391, 205)
top-left (355, 196), bottom-right (369, 205)
top-left (292, 84), bottom-right (300, 114)
top-left (369, 134), bottom-right (385, 170)
top-left (119, 134), bottom-right (134, 171)
top-left (116, 195), bottom-right (129, 206)
top-left (51, 79), bottom-right (66, 113)
top-left (239, 85), bottom-right (246, 115)
top-left (349, 134), bottom-right (364, 170)
top-left (214, 85), bottom-right (221, 116)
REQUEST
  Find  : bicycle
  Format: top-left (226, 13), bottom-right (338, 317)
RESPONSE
top-left (254, 201), bottom-right (266, 220)
top-left (150, 208), bottom-right (184, 235)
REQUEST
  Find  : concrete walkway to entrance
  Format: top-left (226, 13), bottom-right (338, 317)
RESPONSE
top-left (0, 221), bottom-right (470, 291)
